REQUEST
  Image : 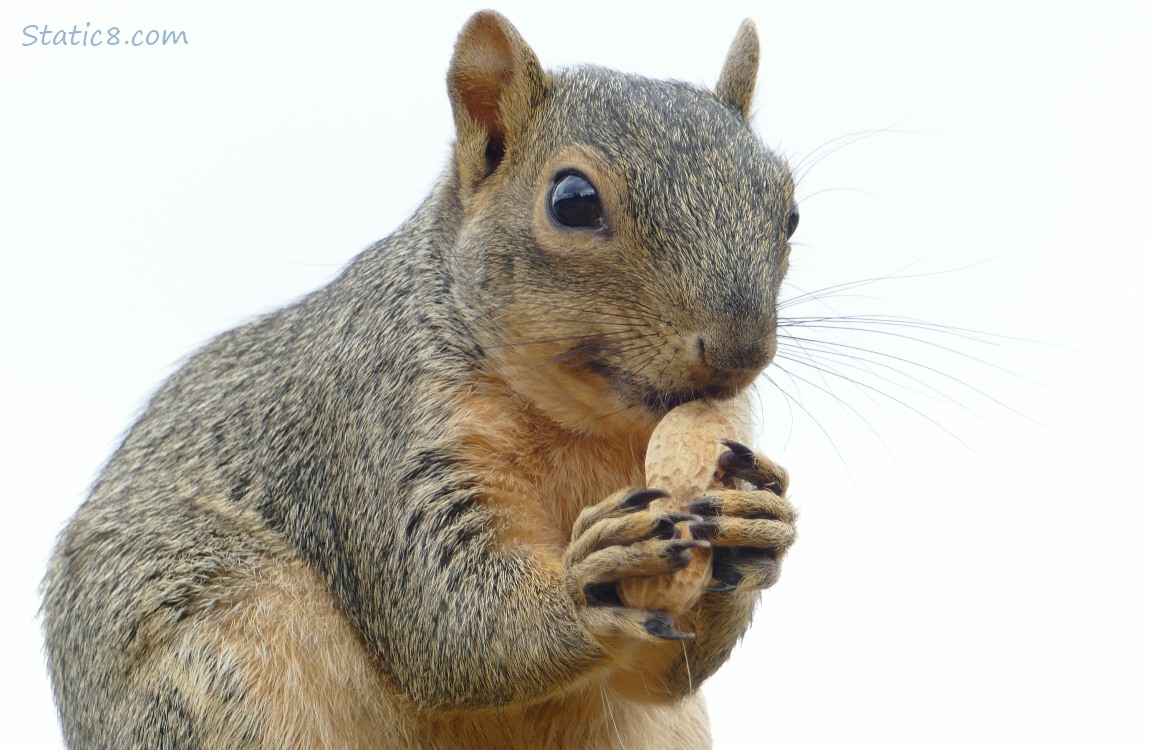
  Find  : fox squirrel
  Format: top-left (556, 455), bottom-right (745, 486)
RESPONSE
top-left (42, 11), bottom-right (799, 749)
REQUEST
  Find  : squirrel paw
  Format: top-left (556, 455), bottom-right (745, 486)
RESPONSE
top-left (562, 488), bottom-right (709, 641)
top-left (687, 440), bottom-right (797, 593)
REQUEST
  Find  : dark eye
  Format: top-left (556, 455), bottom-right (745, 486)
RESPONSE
top-left (786, 204), bottom-right (800, 239)
top-left (549, 171), bottom-right (604, 230)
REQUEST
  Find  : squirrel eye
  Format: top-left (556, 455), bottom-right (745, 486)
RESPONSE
top-left (549, 172), bottom-right (604, 230)
top-left (786, 205), bottom-right (800, 239)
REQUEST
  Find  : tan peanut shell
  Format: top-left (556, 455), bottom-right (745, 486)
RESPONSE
top-left (617, 394), bottom-right (754, 614)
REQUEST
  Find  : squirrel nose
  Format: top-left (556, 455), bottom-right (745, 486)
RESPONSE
top-left (695, 328), bottom-right (776, 375)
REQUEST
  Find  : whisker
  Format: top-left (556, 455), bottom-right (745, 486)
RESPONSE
top-left (770, 353), bottom-right (898, 454)
top-left (781, 317), bottom-right (1038, 387)
top-left (764, 372), bottom-right (855, 479)
top-left (774, 353), bottom-right (978, 453)
top-left (787, 122), bottom-right (932, 187)
top-left (779, 251), bottom-right (1018, 314)
top-left (778, 341), bottom-right (963, 417)
top-left (778, 331), bottom-right (1032, 421)
top-left (751, 376), bottom-right (796, 447)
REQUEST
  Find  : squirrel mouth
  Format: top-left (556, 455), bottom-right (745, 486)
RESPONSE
top-left (642, 389), bottom-right (703, 413)
top-left (640, 383), bottom-right (736, 414)
top-left (558, 346), bottom-right (741, 415)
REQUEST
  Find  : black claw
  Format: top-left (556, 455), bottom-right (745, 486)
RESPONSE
top-left (712, 547), bottom-right (781, 591)
top-left (664, 539), bottom-right (710, 556)
top-left (645, 616), bottom-right (695, 641)
top-left (718, 439), bottom-right (756, 474)
top-left (655, 513), bottom-right (704, 540)
top-left (705, 581), bottom-right (738, 594)
top-left (584, 582), bottom-right (623, 607)
top-left (718, 442), bottom-right (786, 493)
top-left (663, 539), bottom-right (710, 568)
top-left (621, 488), bottom-right (670, 512)
top-left (685, 496), bottom-right (720, 517)
top-left (687, 520), bottom-right (720, 541)
top-left (710, 553), bottom-right (745, 590)
top-left (654, 515), bottom-right (684, 539)
top-left (719, 438), bottom-right (755, 456)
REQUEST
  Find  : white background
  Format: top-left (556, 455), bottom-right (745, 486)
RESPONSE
top-left (3, 1), bottom-right (1147, 747)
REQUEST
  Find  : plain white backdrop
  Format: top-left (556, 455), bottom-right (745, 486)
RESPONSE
top-left (3, 1), bottom-right (1147, 747)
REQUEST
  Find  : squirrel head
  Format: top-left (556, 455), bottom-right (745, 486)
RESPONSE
top-left (446, 12), bottom-right (797, 438)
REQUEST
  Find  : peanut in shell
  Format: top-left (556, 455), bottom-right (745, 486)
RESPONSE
top-left (616, 394), bottom-right (754, 615)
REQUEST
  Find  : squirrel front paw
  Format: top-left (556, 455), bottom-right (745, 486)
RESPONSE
top-left (688, 440), bottom-right (797, 593)
top-left (562, 488), bottom-right (711, 641)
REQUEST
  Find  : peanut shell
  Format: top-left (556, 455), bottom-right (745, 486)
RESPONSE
top-left (617, 393), bottom-right (754, 614)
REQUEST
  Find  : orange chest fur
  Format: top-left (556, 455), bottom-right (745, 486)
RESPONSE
top-left (455, 381), bottom-right (647, 549)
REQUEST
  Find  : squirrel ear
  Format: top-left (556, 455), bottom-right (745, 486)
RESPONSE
top-left (715, 19), bottom-right (759, 120)
top-left (448, 11), bottom-right (549, 183)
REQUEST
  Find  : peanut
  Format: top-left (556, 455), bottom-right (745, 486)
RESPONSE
top-left (617, 394), bottom-right (754, 614)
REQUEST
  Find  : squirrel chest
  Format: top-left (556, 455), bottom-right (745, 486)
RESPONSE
top-left (456, 371), bottom-right (648, 550)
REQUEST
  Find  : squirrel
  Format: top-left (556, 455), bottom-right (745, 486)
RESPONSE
top-left (42, 10), bottom-right (799, 750)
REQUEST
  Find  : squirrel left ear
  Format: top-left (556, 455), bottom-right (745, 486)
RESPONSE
top-left (448, 11), bottom-right (550, 187)
top-left (715, 19), bottom-right (759, 120)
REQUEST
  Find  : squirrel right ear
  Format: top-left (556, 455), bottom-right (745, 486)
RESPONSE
top-left (715, 19), bottom-right (759, 120)
top-left (448, 11), bottom-right (549, 186)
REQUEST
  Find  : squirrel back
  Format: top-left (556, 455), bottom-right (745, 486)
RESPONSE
top-left (43, 12), bottom-right (798, 749)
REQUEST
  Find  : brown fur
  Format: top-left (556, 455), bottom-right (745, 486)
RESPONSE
top-left (43, 11), bottom-right (797, 749)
